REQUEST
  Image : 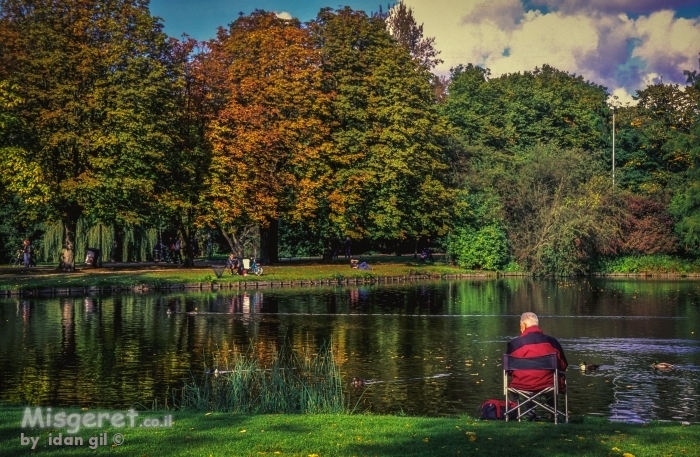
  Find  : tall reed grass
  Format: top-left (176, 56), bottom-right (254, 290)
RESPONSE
top-left (176, 341), bottom-right (345, 414)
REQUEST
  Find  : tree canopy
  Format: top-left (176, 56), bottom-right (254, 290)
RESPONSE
top-left (307, 7), bottom-right (453, 249)
top-left (0, 0), bottom-right (177, 269)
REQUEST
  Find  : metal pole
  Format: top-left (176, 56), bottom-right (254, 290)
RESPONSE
top-left (612, 107), bottom-right (616, 187)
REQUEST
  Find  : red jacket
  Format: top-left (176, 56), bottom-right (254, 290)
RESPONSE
top-left (506, 326), bottom-right (568, 391)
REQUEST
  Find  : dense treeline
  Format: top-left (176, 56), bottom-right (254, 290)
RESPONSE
top-left (0, 0), bottom-right (698, 274)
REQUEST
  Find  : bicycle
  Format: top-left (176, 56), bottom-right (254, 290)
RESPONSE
top-left (10, 249), bottom-right (22, 266)
top-left (249, 257), bottom-right (263, 276)
top-left (10, 249), bottom-right (36, 267)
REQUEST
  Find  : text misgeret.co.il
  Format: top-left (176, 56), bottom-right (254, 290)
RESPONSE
top-left (19, 406), bottom-right (173, 450)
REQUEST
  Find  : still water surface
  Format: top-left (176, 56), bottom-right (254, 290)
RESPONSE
top-left (1, 278), bottom-right (699, 423)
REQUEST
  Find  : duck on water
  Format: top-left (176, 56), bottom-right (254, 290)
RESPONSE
top-left (579, 362), bottom-right (600, 371)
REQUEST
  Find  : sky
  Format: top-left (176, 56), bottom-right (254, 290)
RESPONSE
top-left (149, 0), bottom-right (700, 105)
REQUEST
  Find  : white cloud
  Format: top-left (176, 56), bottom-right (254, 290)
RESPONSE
top-left (487, 11), bottom-right (602, 79)
top-left (608, 87), bottom-right (638, 107)
top-left (641, 72), bottom-right (662, 87)
top-left (531, 0), bottom-right (699, 16)
top-left (461, 0), bottom-right (523, 31)
top-left (275, 11), bottom-right (293, 20)
top-left (403, 0), bottom-right (700, 96)
top-left (632, 11), bottom-right (700, 85)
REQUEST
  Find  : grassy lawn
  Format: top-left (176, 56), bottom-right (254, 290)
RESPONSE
top-left (0, 256), bottom-right (480, 291)
top-left (595, 255), bottom-right (700, 275)
top-left (1, 407), bottom-right (697, 456)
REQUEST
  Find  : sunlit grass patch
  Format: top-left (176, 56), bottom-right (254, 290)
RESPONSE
top-left (0, 256), bottom-right (476, 290)
top-left (1, 409), bottom-right (698, 456)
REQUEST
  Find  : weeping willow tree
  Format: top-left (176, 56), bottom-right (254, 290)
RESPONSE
top-left (41, 222), bottom-right (65, 264)
top-left (40, 220), bottom-right (157, 264)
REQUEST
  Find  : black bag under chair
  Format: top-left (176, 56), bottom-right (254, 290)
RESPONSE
top-left (503, 353), bottom-right (568, 424)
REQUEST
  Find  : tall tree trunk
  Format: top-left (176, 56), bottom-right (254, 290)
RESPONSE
top-left (183, 233), bottom-right (195, 267)
top-left (395, 240), bottom-right (403, 256)
top-left (220, 228), bottom-right (243, 257)
top-left (59, 216), bottom-right (78, 272)
top-left (112, 224), bottom-right (125, 262)
top-left (180, 221), bottom-right (196, 268)
top-left (259, 218), bottom-right (279, 264)
top-left (322, 236), bottom-right (335, 261)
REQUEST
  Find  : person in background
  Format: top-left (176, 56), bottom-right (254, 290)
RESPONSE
top-left (343, 236), bottom-right (352, 259)
top-left (226, 253), bottom-right (239, 275)
top-left (172, 236), bottom-right (183, 264)
top-left (22, 239), bottom-right (34, 268)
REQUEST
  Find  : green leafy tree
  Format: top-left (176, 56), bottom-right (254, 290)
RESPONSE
top-left (442, 64), bottom-right (609, 155)
top-left (157, 36), bottom-right (212, 266)
top-left (0, 0), bottom-right (178, 270)
top-left (615, 82), bottom-right (699, 194)
top-left (667, 56), bottom-right (700, 252)
top-left (444, 190), bottom-right (509, 270)
top-left (307, 7), bottom-right (454, 256)
top-left (498, 147), bottom-right (626, 275)
top-left (458, 145), bottom-right (627, 275)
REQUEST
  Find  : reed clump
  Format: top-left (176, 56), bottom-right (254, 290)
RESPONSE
top-left (176, 341), bottom-right (345, 414)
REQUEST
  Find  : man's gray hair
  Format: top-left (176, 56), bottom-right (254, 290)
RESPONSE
top-left (520, 312), bottom-right (539, 327)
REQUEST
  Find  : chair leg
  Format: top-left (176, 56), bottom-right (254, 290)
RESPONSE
top-left (554, 372), bottom-right (558, 424)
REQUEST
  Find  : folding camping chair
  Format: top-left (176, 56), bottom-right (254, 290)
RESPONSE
top-left (503, 353), bottom-right (568, 424)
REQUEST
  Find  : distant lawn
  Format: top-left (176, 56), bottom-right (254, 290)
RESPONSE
top-left (6, 254), bottom-right (696, 291)
top-left (0, 407), bottom-right (696, 456)
top-left (0, 256), bottom-right (481, 291)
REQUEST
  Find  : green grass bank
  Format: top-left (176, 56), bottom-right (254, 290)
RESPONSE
top-left (1, 407), bottom-right (697, 456)
top-left (595, 255), bottom-right (700, 275)
top-left (0, 257), bottom-right (480, 292)
top-left (2, 254), bottom-right (700, 292)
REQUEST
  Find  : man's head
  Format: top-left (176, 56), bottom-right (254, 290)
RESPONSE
top-left (519, 312), bottom-right (539, 333)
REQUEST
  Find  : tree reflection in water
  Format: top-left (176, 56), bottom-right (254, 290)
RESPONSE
top-left (0, 278), bottom-right (699, 422)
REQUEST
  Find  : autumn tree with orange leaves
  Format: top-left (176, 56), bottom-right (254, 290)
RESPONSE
top-left (203, 11), bottom-right (332, 261)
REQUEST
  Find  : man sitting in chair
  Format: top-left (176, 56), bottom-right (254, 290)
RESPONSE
top-left (506, 312), bottom-right (568, 417)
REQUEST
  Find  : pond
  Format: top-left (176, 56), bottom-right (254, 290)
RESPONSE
top-left (1, 278), bottom-right (699, 423)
